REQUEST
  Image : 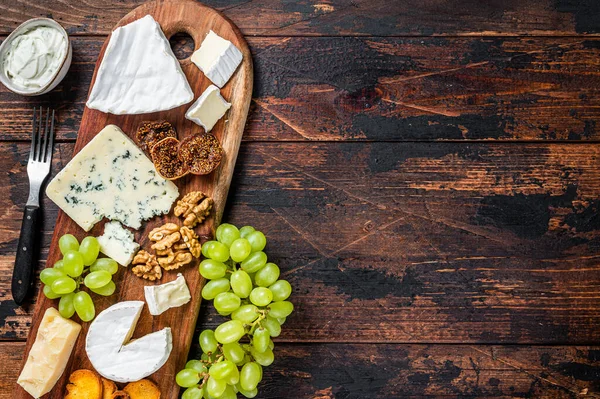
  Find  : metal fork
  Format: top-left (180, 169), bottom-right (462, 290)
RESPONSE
top-left (12, 107), bottom-right (55, 305)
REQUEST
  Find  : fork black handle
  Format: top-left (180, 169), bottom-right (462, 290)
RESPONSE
top-left (11, 205), bottom-right (40, 305)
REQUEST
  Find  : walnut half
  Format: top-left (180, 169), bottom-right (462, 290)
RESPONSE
top-left (174, 191), bottom-right (213, 227)
top-left (147, 223), bottom-right (200, 271)
top-left (131, 250), bottom-right (162, 281)
top-left (181, 226), bottom-right (201, 258)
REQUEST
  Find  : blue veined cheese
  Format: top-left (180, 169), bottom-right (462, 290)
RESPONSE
top-left (46, 125), bottom-right (179, 231)
top-left (97, 221), bottom-right (140, 266)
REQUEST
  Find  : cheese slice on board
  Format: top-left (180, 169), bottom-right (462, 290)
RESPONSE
top-left (97, 221), bottom-right (140, 266)
top-left (86, 301), bottom-right (172, 383)
top-left (86, 15), bottom-right (193, 114)
top-left (46, 125), bottom-right (179, 231)
top-left (185, 84), bottom-right (231, 132)
top-left (191, 30), bottom-right (242, 88)
top-left (17, 307), bottom-right (82, 398)
top-left (144, 273), bottom-right (191, 315)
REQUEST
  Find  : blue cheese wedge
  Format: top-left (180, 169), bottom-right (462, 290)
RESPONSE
top-left (97, 221), bottom-right (140, 266)
top-left (86, 15), bottom-right (193, 114)
top-left (46, 125), bottom-right (179, 231)
top-left (144, 273), bottom-right (191, 315)
top-left (185, 84), bottom-right (231, 132)
top-left (191, 30), bottom-right (242, 88)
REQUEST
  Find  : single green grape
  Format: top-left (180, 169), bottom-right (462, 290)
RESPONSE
top-left (246, 231), bottom-right (266, 252)
top-left (186, 360), bottom-right (207, 374)
top-left (252, 327), bottom-right (270, 353)
top-left (227, 364), bottom-right (240, 385)
top-left (249, 287), bottom-right (273, 307)
top-left (214, 320), bottom-right (245, 344)
top-left (51, 276), bottom-right (77, 295)
top-left (202, 241), bottom-right (230, 263)
top-left (268, 301), bottom-right (294, 318)
top-left (176, 368), bottom-right (201, 388)
top-left (250, 347), bottom-right (274, 367)
top-left (254, 262), bottom-right (280, 287)
top-left (199, 329), bottom-right (218, 354)
top-left (240, 251), bottom-right (267, 273)
top-left (89, 281), bottom-right (116, 296)
top-left (58, 292), bottom-right (76, 318)
top-left (240, 362), bottom-right (262, 391)
top-left (63, 250), bottom-right (84, 277)
top-left (230, 270), bottom-right (252, 298)
top-left (216, 223), bottom-right (240, 247)
top-left (220, 385), bottom-right (237, 399)
top-left (199, 259), bottom-right (227, 280)
top-left (40, 268), bottom-right (66, 285)
top-left (209, 360), bottom-right (236, 380)
top-left (182, 386), bottom-right (204, 399)
top-left (262, 316), bottom-right (282, 337)
top-left (236, 384), bottom-right (258, 399)
top-left (201, 278), bottom-right (230, 300)
top-left (206, 376), bottom-right (227, 398)
top-left (269, 279), bottom-right (292, 301)
top-left (231, 304), bottom-right (259, 323)
top-left (222, 342), bottom-right (246, 364)
top-left (239, 226), bottom-right (255, 238)
top-left (90, 258), bottom-right (118, 274)
top-left (53, 259), bottom-right (65, 271)
top-left (229, 238), bottom-right (252, 262)
top-left (84, 271), bottom-right (112, 289)
top-left (79, 236), bottom-right (100, 266)
top-left (59, 234), bottom-right (79, 255)
top-left (73, 291), bottom-right (95, 322)
top-left (214, 292), bottom-right (241, 314)
top-left (43, 284), bottom-right (62, 299)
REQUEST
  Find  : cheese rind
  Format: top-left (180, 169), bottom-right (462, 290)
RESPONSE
top-left (86, 15), bottom-right (193, 114)
top-left (86, 301), bottom-right (172, 383)
top-left (97, 221), bottom-right (140, 266)
top-left (191, 30), bottom-right (242, 88)
top-left (144, 273), bottom-right (191, 315)
top-left (185, 84), bottom-right (231, 132)
top-left (17, 307), bottom-right (81, 398)
top-left (45, 125), bottom-right (179, 231)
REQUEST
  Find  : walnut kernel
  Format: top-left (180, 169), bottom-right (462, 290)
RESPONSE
top-left (131, 250), bottom-right (162, 281)
top-left (174, 191), bottom-right (213, 227)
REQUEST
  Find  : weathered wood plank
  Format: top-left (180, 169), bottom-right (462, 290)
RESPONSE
top-left (2, 37), bottom-right (600, 142)
top-left (1, 142), bottom-right (599, 343)
top-left (1, 341), bottom-right (599, 398)
top-left (0, 0), bottom-right (599, 37)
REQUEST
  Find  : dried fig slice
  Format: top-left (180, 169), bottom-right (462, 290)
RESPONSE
top-left (136, 120), bottom-right (177, 153)
top-left (150, 137), bottom-right (189, 180)
top-left (178, 133), bottom-right (224, 175)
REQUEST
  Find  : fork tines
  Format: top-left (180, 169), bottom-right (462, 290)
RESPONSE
top-left (30, 107), bottom-right (55, 164)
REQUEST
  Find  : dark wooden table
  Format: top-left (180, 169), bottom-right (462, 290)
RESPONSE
top-left (2, 1), bottom-right (600, 397)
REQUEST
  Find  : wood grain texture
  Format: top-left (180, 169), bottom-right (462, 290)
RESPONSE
top-left (13, 1), bottom-right (252, 398)
top-left (1, 141), bottom-right (599, 344)
top-left (2, 341), bottom-right (600, 398)
top-left (0, 0), bottom-right (599, 36)
top-left (2, 36), bottom-right (600, 142)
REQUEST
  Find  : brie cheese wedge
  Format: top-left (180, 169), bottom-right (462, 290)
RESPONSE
top-left (144, 273), bottom-right (191, 315)
top-left (191, 30), bottom-right (242, 88)
top-left (98, 221), bottom-right (140, 266)
top-left (86, 15), bottom-right (193, 114)
top-left (85, 301), bottom-right (172, 383)
top-left (185, 84), bottom-right (231, 132)
top-left (17, 308), bottom-right (81, 398)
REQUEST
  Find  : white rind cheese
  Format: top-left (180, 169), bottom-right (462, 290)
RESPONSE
top-left (144, 273), bottom-right (191, 315)
top-left (86, 301), bottom-right (172, 383)
top-left (191, 30), bottom-right (242, 88)
top-left (86, 15), bottom-right (193, 114)
top-left (98, 221), bottom-right (140, 266)
top-left (17, 308), bottom-right (81, 398)
top-left (185, 84), bottom-right (231, 132)
top-left (46, 125), bottom-right (179, 231)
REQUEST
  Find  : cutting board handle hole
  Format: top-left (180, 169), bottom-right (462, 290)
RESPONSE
top-left (169, 31), bottom-right (195, 61)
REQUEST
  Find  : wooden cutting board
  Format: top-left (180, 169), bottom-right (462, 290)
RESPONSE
top-left (14, 1), bottom-right (252, 398)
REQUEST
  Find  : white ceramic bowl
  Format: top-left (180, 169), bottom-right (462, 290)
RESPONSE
top-left (0, 18), bottom-right (72, 96)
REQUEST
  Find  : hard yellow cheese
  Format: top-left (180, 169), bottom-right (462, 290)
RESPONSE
top-left (17, 307), bottom-right (81, 398)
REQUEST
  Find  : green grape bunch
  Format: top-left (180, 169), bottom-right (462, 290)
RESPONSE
top-left (41, 234), bottom-right (119, 321)
top-left (178, 223), bottom-right (294, 399)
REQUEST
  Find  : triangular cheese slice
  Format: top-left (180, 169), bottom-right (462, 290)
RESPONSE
top-left (86, 15), bottom-right (193, 115)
